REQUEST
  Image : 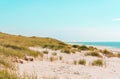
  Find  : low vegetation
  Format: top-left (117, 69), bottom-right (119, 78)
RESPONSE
top-left (1, 32), bottom-right (119, 79)
top-left (0, 32), bottom-right (69, 57)
top-left (0, 69), bottom-right (37, 79)
top-left (50, 56), bottom-right (54, 62)
top-left (117, 53), bottom-right (120, 58)
top-left (72, 45), bottom-right (80, 48)
top-left (78, 45), bottom-right (89, 50)
top-left (88, 46), bottom-right (97, 51)
top-left (78, 59), bottom-right (86, 65)
top-left (72, 45), bottom-right (97, 51)
top-left (0, 69), bottom-right (18, 79)
top-left (101, 49), bottom-right (115, 57)
top-left (0, 58), bottom-right (14, 69)
top-left (73, 60), bottom-right (77, 65)
top-left (0, 32), bottom-right (70, 79)
top-left (43, 50), bottom-right (49, 54)
top-left (85, 51), bottom-right (102, 57)
top-left (42, 75), bottom-right (58, 79)
top-left (52, 52), bottom-right (57, 56)
top-left (92, 59), bottom-right (103, 66)
top-left (59, 56), bottom-right (63, 60)
top-left (62, 48), bottom-right (71, 54)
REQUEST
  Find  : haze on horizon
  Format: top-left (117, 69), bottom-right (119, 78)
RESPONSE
top-left (0, 0), bottom-right (120, 42)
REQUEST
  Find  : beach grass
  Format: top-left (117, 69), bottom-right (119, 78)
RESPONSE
top-left (73, 60), bottom-right (77, 65)
top-left (52, 52), bottom-right (57, 56)
top-left (0, 32), bottom-right (70, 79)
top-left (116, 53), bottom-right (120, 58)
top-left (43, 50), bottom-right (49, 54)
top-left (101, 49), bottom-right (115, 57)
top-left (78, 59), bottom-right (86, 65)
top-left (0, 69), bottom-right (18, 79)
top-left (92, 59), bottom-right (103, 66)
top-left (0, 69), bottom-right (38, 79)
top-left (85, 51), bottom-right (102, 57)
top-left (59, 56), bottom-right (63, 60)
top-left (0, 32), bottom-right (72, 59)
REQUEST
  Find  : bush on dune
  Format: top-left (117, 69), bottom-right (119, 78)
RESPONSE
top-left (85, 51), bottom-right (102, 57)
top-left (101, 49), bottom-right (115, 57)
top-left (78, 59), bottom-right (86, 65)
top-left (92, 59), bottom-right (103, 66)
top-left (88, 46), bottom-right (97, 51)
top-left (78, 45), bottom-right (89, 50)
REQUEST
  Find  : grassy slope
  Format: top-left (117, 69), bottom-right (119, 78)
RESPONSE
top-left (0, 32), bottom-right (71, 79)
top-left (0, 32), bottom-right (68, 58)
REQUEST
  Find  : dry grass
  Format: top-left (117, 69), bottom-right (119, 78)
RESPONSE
top-left (78, 59), bottom-right (86, 65)
top-left (0, 32), bottom-right (70, 79)
top-left (49, 56), bottom-right (54, 62)
top-left (78, 45), bottom-right (89, 50)
top-left (92, 59), bottom-right (103, 66)
top-left (88, 46), bottom-right (97, 51)
top-left (52, 52), bottom-right (57, 56)
top-left (85, 51), bottom-right (102, 57)
top-left (101, 49), bottom-right (115, 57)
top-left (43, 50), bottom-right (49, 54)
top-left (117, 53), bottom-right (120, 58)
top-left (62, 48), bottom-right (71, 54)
top-left (0, 69), bottom-right (37, 79)
top-left (73, 60), bottom-right (77, 65)
top-left (0, 32), bottom-right (69, 58)
top-left (21, 72), bottom-right (37, 79)
top-left (42, 75), bottom-right (58, 79)
top-left (0, 69), bottom-right (18, 79)
top-left (59, 56), bottom-right (63, 60)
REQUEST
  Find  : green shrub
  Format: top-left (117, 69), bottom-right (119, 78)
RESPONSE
top-left (101, 49), bottom-right (115, 57)
top-left (102, 50), bottom-right (111, 54)
top-left (88, 46), bottom-right (97, 51)
top-left (78, 45), bottom-right (89, 50)
top-left (78, 59), bottom-right (86, 65)
top-left (43, 50), bottom-right (48, 54)
top-left (50, 57), bottom-right (54, 62)
top-left (52, 52), bottom-right (57, 56)
top-left (92, 59), bottom-right (103, 66)
top-left (3, 44), bottom-right (25, 50)
top-left (72, 45), bottom-right (80, 48)
top-left (63, 49), bottom-right (71, 54)
top-left (85, 51), bottom-right (101, 57)
top-left (73, 60), bottom-right (77, 65)
top-left (59, 56), bottom-right (63, 60)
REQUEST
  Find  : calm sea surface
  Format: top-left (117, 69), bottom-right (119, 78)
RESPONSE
top-left (69, 42), bottom-right (120, 49)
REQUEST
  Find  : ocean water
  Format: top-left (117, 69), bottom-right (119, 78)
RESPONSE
top-left (70, 42), bottom-right (120, 49)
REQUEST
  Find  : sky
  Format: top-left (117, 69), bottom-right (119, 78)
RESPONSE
top-left (0, 0), bottom-right (120, 42)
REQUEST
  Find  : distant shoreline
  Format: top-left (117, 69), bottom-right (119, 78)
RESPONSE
top-left (68, 42), bottom-right (120, 52)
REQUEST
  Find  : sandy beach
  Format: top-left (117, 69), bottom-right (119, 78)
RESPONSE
top-left (17, 46), bottom-right (120, 79)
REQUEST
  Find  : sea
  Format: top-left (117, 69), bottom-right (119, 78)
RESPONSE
top-left (69, 42), bottom-right (120, 49)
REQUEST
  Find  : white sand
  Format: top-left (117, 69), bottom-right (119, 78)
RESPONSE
top-left (18, 47), bottom-right (120, 79)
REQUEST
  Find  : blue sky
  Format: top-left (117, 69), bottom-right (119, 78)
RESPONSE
top-left (0, 0), bottom-right (120, 42)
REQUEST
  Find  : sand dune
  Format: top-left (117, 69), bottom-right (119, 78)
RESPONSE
top-left (17, 46), bottom-right (120, 79)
